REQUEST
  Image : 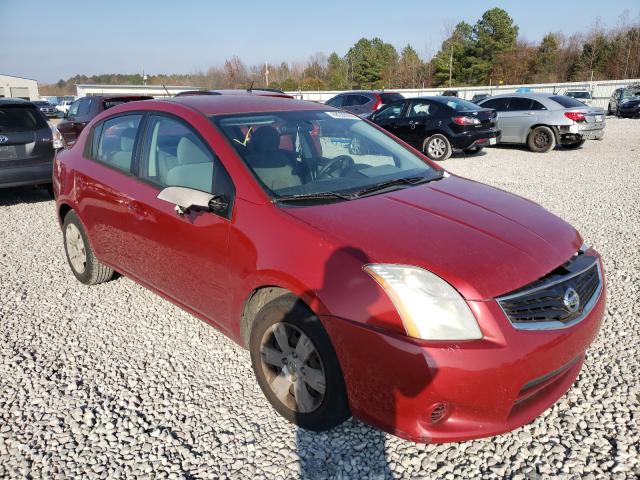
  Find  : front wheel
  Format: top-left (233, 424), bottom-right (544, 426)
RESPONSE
top-left (527, 126), bottom-right (556, 153)
top-left (249, 295), bottom-right (350, 431)
top-left (63, 211), bottom-right (114, 285)
top-left (423, 134), bottom-right (452, 161)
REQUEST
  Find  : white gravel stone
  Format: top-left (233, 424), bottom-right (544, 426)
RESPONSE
top-left (0, 117), bottom-right (638, 478)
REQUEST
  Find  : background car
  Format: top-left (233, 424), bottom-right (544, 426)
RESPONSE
top-left (564, 90), bottom-right (593, 106)
top-left (441, 90), bottom-right (459, 97)
top-left (478, 93), bottom-right (605, 152)
top-left (0, 98), bottom-right (63, 193)
top-left (53, 94), bottom-right (605, 444)
top-left (617, 96), bottom-right (640, 118)
top-left (32, 100), bottom-right (58, 118)
top-left (369, 96), bottom-right (500, 161)
top-left (470, 93), bottom-right (490, 104)
top-left (57, 95), bottom-right (153, 144)
top-left (55, 100), bottom-right (74, 115)
top-left (608, 85), bottom-right (640, 116)
top-left (324, 91), bottom-right (404, 117)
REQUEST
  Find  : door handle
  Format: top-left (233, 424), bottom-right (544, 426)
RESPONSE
top-left (126, 201), bottom-right (147, 218)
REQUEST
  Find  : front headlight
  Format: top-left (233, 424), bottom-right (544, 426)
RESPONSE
top-left (364, 264), bottom-right (482, 341)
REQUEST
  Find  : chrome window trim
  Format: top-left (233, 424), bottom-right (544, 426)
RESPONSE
top-left (496, 258), bottom-right (603, 331)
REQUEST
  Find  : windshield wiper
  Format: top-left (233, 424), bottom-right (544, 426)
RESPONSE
top-left (353, 172), bottom-right (444, 198)
top-left (274, 191), bottom-right (353, 204)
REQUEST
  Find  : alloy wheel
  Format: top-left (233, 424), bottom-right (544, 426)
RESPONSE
top-left (259, 322), bottom-right (326, 413)
top-left (65, 223), bottom-right (87, 274)
top-left (428, 137), bottom-right (447, 158)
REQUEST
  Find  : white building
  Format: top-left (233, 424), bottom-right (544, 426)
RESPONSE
top-left (0, 74), bottom-right (39, 100)
top-left (76, 84), bottom-right (198, 98)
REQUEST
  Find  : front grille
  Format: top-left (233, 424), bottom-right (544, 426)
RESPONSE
top-left (497, 254), bottom-right (602, 330)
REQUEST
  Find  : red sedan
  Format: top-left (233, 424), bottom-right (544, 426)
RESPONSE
top-left (53, 95), bottom-right (605, 443)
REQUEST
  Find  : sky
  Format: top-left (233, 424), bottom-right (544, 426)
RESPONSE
top-left (2, 0), bottom-right (639, 84)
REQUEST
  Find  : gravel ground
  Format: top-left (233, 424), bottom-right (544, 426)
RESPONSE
top-left (1, 117), bottom-right (638, 479)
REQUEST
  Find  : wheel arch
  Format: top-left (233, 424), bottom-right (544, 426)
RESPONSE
top-left (58, 203), bottom-right (73, 225)
top-left (240, 286), bottom-right (300, 348)
top-left (527, 124), bottom-right (560, 144)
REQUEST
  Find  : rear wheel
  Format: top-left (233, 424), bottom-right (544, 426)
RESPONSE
top-left (63, 211), bottom-right (113, 285)
top-left (249, 294), bottom-right (350, 431)
top-left (527, 126), bottom-right (556, 153)
top-left (423, 134), bottom-right (452, 161)
top-left (607, 103), bottom-right (613, 115)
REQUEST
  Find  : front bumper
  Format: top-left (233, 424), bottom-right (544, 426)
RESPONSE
top-left (451, 129), bottom-right (501, 150)
top-left (619, 106), bottom-right (640, 117)
top-left (321, 259), bottom-right (606, 443)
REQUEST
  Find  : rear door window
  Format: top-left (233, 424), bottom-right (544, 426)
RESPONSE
top-left (530, 100), bottom-right (547, 110)
top-left (406, 100), bottom-right (439, 118)
top-left (507, 98), bottom-right (533, 111)
top-left (93, 114), bottom-right (142, 173)
top-left (77, 98), bottom-right (92, 116)
top-left (0, 105), bottom-right (47, 132)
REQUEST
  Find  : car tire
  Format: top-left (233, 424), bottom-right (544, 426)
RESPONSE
top-left (607, 103), bottom-right (613, 115)
top-left (63, 211), bottom-right (113, 285)
top-left (527, 126), bottom-right (556, 153)
top-left (463, 146), bottom-right (484, 155)
top-left (45, 184), bottom-right (54, 198)
top-left (249, 294), bottom-right (350, 432)
top-left (562, 138), bottom-right (586, 149)
top-left (423, 134), bottom-right (452, 161)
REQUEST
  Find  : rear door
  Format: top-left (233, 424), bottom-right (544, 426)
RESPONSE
top-left (395, 99), bottom-right (441, 148)
top-left (59, 97), bottom-right (93, 143)
top-left (479, 97), bottom-right (512, 140)
top-left (124, 113), bottom-right (235, 330)
top-left (0, 103), bottom-right (54, 173)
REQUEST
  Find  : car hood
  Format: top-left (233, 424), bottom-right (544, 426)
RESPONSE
top-left (283, 175), bottom-right (581, 300)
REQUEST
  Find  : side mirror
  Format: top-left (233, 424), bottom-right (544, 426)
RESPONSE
top-left (157, 186), bottom-right (229, 217)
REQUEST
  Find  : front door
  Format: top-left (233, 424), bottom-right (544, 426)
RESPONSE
top-left (124, 114), bottom-right (236, 331)
top-left (370, 102), bottom-right (406, 137)
top-left (395, 99), bottom-right (440, 149)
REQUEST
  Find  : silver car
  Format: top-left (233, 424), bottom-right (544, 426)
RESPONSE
top-left (478, 93), bottom-right (605, 152)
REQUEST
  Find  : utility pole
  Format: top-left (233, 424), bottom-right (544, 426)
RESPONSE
top-left (265, 61), bottom-right (269, 86)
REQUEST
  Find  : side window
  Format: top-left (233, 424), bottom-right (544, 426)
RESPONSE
top-left (77, 98), bottom-right (92, 116)
top-left (374, 102), bottom-right (404, 120)
top-left (530, 100), bottom-right (547, 111)
top-left (356, 95), bottom-right (371, 105)
top-left (93, 114), bottom-right (142, 172)
top-left (139, 115), bottom-right (231, 197)
top-left (507, 97), bottom-right (533, 111)
top-left (407, 100), bottom-right (438, 117)
top-left (341, 95), bottom-right (356, 107)
top-left (67, 100), bottom-right (81, 117)
top-left (481, 97), bottom-right (510, 112)
top-left (326, 96), bottom-right (343, 107)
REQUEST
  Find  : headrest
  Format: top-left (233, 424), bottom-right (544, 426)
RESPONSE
top-left (249, 126), bottom-right (280, 153)
top-left (177, 136), bottom-right (209, 164)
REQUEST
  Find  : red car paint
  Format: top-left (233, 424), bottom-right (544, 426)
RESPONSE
top-left (53, 95), bottom-right (605, 443)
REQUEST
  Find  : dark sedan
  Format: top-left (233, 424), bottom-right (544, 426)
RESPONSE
top-left (57, 95), bottom-right (153, 144)
top-left (0, 98), bottom-right (63, 192)
top-left (618, 97), bottom-right (640, 118)
top-left (369, 96), bottom-right (500, 161)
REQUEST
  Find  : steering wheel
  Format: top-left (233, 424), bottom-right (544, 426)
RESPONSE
top-left (316, 155), bottom-right (355, 179)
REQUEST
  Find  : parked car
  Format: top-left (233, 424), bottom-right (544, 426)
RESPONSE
top-left (369, 96), bottom-right (500, 161)
top-left (608, 86), bottom-right (640, 116)
top-left (470, 93), bottom-right (490, 104)
top-left (0, 98), bottom-right (64, 192)
top-left (441, 90), bottom-right (458, 97)
top-left (176, 88), bottom-right (293, 99)
top-left (53, 94), bottom-right (605, 443)
top-left (32, 100), bottom-right (59, 118)
top-left (57, 95), bottom-right (153, 144)
top-left (325, 91), bottom-right (404, 117)
top-left (55, 100), bottom-right (75, 115)
top-left (564, 90), bottom-right (593, 106)
top-left (478, 93), bottom-right (605, 152)
top-left (617, 96), bottom-right (640, 118)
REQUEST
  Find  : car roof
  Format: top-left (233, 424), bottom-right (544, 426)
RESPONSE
top-left (484, 92), bottom-right (556, 99)
top-left (160, 94), bottom-right (331, 116)
top-left (0, 98), bottom-right (35, 106)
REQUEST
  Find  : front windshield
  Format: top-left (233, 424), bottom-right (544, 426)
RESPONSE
top-left (212, 110), bottom-right (438, 199)
top-left (567, 92), bottom-right (589, 99)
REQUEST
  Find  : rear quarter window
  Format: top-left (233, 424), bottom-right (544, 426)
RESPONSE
top-left (0, 105), bottom-right (48, 132)
top-left (550, 95), bottom-right (587, 108)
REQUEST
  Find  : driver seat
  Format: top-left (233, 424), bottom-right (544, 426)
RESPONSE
top-left (245, 126), bottom-right (302, 191)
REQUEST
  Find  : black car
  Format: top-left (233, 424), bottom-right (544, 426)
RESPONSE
top-left (608, 86), bottom-right (640, 116)
top-left (32, 100), bottom-right (58, 118)
top-left (470, 93), bottom-right (490, 104)
top-left (325, 91), bottom-right (404, 117)
top-left (0, 98), bottom-right (61, 192)
top-left (618, 97), bottom-right (640, 118)
top-left (369, 96), bottom-right (500, 161)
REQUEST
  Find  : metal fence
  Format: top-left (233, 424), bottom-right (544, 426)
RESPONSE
top-left (286, 78), bottom-right (640, 109)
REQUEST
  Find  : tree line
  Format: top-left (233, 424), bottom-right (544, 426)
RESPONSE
top-left (41, 8), bottom-right (640, 96)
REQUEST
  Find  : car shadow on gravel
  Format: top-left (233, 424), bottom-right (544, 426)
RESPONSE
top-left (0, 186), bottom-right (53, 206)
top-left (294, 247), bottom-right (433, 480)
